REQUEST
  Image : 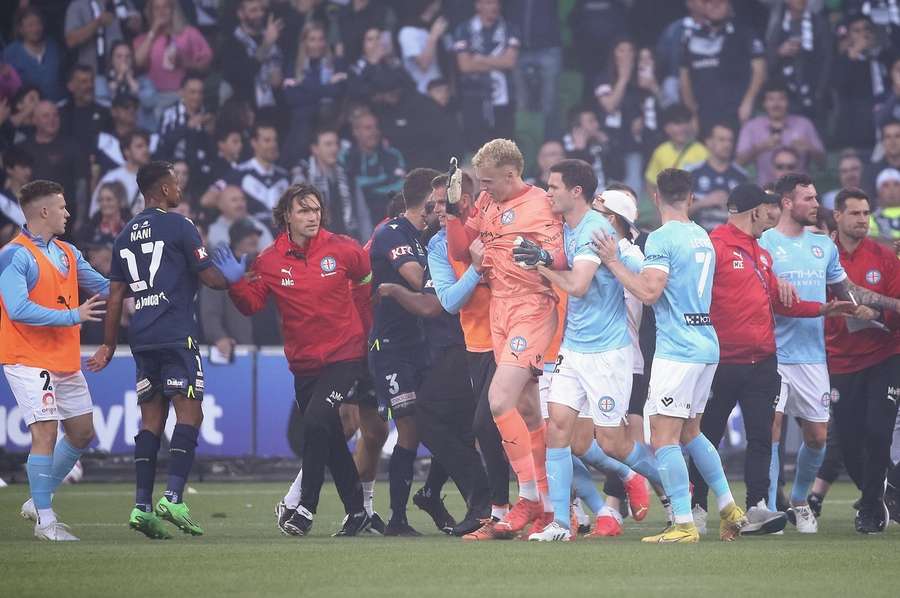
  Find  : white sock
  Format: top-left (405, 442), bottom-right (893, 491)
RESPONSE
top-left (598, 505), bottom-right (623, 524)
top-left (716, 489), bottom-right (736, 512)
top-left (284, 469), bottom-right (303, 509)
top-left (518, 480), bottom-right (539, 502)
top-left (362, 481), bottom-right (375, 516)
top-left (491, 503), bottom-right (509, 520)
top-left (37, 508), bottom-right (56, 525)
top-left (541, 490), bottom-right (553, 513)
top-left (674, 513), bottom-right (694, 524)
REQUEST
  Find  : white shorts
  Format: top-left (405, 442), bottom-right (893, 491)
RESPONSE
top-left (645, 358), bottom-right (717, 420)
top-left (775, 363), bottom-right (831, 423)
top-left (3, 364), bottom-right (93, 426)
top-left (540, 371), bottom-right (592, 419)
top-left (545, 346), bottom-right (633, 427)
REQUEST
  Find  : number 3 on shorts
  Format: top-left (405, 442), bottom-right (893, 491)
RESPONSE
top-left (385, 373), bottom-right (398, 395)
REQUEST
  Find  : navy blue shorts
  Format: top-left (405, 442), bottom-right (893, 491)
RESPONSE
top-left (133, 346), bottom-right (204, 403)
top-left (367, 347), bottom-right (427, 420)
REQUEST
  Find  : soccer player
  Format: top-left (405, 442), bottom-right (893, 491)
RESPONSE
top-left (760, 174), bottom-right (900, 533)
top-left (88, 161), bottom-right (234, 539)
top-left (446, 139), bottom-right (566, 537)
top-left (524, 160), bottom-right (663, 541)
top-left (368, 168), bottom-right (450, 536)
top-left (215, 183), bottom-right (374, 537)
top-left (0, 180), bottom-right (108, 541)
top-left (593, 168), bottom-right (748, 543)
top-left (823, 188), bottom-right (900, 533)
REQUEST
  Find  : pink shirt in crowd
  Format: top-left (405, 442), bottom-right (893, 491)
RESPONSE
top-left (736, 114), bottom-right (824, 186)
top-left (133, 27), bottom-right (212, 92)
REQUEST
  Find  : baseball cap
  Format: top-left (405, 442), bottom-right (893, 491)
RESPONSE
top-left (727, 183), bottom-right (779, 213)
top-left (597, 189), bottom-right (640, 240)
top-left (876, 167), bottom-right (900, 189)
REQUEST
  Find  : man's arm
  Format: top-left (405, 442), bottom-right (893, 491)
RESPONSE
top-left (427, 241), bottom-right (479, 314)
top-left (536, 260), bottom-right (599, 298)
top-left (397, 262), bottom-right (425, 291)
top-left (0, 248), bottom-right (81, 326)
top-left (592, 231), bottom-right (668, 304)
top-left (738, 57), bottom-right (767, 123)
top-left (679, 66), bottom-right (698, 115)
top-left (829, 278), bottom-right (900, 313)
top-left (377, 284), bottom-right (443, 318)
top-left (86, 281), bottom-right (126, 372)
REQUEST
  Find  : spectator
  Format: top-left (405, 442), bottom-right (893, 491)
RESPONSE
top-left (848, 0), bottom-right (900, 51)
top-left (452, 0), bottom-right (520, 150)
top-left (765, 0), bottom-right (833, 119)
top-left (568, 0), bottom-right (630, 94)
top-left (0, 59), bottom-right (23, 103)
top-left (507, 0), bottom-right (563, 138)
top-left (95, 91), bottom-right (159, 175)
top-left (0, 85), bottom-right (40, 150)
top-left (97, 41), bottom-right (157, 130)
top-left (206, 185), bottom-right (273, 249)
top-left (863, 119), bottom-right (900, 197)
top-left (563, 105), bottom-right (614, 188)
top-left (58, 64), bottom-right (112, 155)
top-left (821, 150), bottom-right (864, 210)
top-left (339, 110), bottom-right (405, 222)
top-left (133, 0), bottom-right (213, 104)
top-left (273, 0), bottom-right (332, 63)
top-left (282, 21), bottom-right (348, 168)
top-left (3, 8), bottom-right (64, 101)
top-left (644, 103), bottom-right (708, 194)
top-left (422, 77), bottom-right (465, 164)
top-left (769, 145), bottom-right (802, 184)
top-left (292, 127), bottom-right (371, 240)
top-left (656, 0), bottom-right (704, 106)
top-left (336, 0), bottom-right (395, 61)
top-left (64, 0), bottom-right (142, 90)
top-left (595, 38), bottom-right (662, 194)
top-left (220, 0), bottom-right (284, 110)
top-left (832, 13), bottom-right (885, 150)
top-left (0, 147), bottom-right (31, 245)
top-left (17, 100), bottom-right (86, 223)
top-left (680, 0), bottom-right (767, 130)
top-left (90, 129), bottom-right (151, 216)
top-left (157, 73), bottom-right (214, 182)
top-left (77, 180), bottom-right (130, 246)
top-left (689, 122), bottom-right (748, 231)
top-left (347, 25), bottom-right (407, 102)
top-left (201, 125), bottom-right (244, 194)
top-left (736, 80), bottom-right (825, 185)
top-left (871, 167), bottom-right (900, 244)
top-left (398, 0), bottom-right (448, 94)
top-left (527, 140), bottom-right (564, 189)
top-left (227, 122), bottom-right (291, 226)
top-left (875, 54), bottom-right (900, 136)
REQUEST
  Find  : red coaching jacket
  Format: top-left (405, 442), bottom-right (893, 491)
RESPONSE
top-left (229, 229), bottom-right (372, 376)
top-left (825, 237), bottom-right (900, 375)
top-left (710, 223), bottom-right (822, 364)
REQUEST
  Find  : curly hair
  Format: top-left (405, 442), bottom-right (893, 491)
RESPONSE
top-left (273, 183), bottom-right (326, 230)
top-left (471, 138), bottom-right (524, 176)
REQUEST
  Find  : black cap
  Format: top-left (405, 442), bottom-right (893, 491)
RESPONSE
top-left (727, 183), bottom-right (779, 213)
top-left (112, 90), bottom-right (139, 108)
top-left (229, 217), bottom-right (263, 247)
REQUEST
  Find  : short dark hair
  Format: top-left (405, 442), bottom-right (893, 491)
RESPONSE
top-left (773, 172), bottom-right (814, 199)
top-left (704, 121), bottom-right (735, 141)
top-left (881, 118), bottom-right (900, 135)
top-left (431, 171), bottom-right (475, 199)
top-left (403, 168), bottom-right (441, 209)
top-left (273, 183), bottom-right (326, 229)
top-left (386, 192), bottom-right (406, 219)
top-left (567, 104), bottom-right (595, 130)
top-left (137, 161), bottom-right (175, 196)
top-left (656, 168), bottom-right (693, 204)
top-left (120, 129), bottom-right (150, 156)
top-left (761, 79), bottom-right (789, 99)
top-left (181, 72), bottom-right (204, 88)
top-left (251, 122), bottom-right (277, 140)
top-left (549, 159), bottom-right (597, 201)
top-left (3, 146), bottom-right (34, 170)
top-left (426, 77), bottom-right (448, 92)
top-left (19, 180), bottom-right (63, 209)
top-left (662, 103), bottom-right (692, 127)
top-left (215, 125), bottom-right (243, 144)
top-left (311, 127), bottom-right (339, 146)
top-left (605, 180), bottom-right (638, 200)
top-left (67, 63), bottom-right (94, 82)
top-left (834, 187), bottom-right (870, 212)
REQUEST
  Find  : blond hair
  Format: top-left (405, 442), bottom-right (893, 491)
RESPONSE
top-left (472, 139), bottom-right (524, 176)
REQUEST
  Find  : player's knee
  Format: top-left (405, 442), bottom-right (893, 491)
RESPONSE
top-left (545, 419), bottom-right (570, 448)
top-left (804, 429), bottom-right (827, 449)
top-left (68, 427), bottom-right (95, 449)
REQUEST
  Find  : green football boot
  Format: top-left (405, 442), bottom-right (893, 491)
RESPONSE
top-left (129, 508), bottom-right (173, 539)
top-left (155, 497), bottom-right (204, 536)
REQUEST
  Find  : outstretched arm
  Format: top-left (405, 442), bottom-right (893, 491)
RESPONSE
top-left (829, 278), bottom-right (900, 313)
top-left (87, 281), bottom-right (126, 372)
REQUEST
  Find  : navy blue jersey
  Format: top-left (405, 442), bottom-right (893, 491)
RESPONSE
top-left (422, 263), bottom-right (465, 351)
top-left (369, 216), bottom-right (427, 349)
top-left (109, 207), bottom-right (212, 351)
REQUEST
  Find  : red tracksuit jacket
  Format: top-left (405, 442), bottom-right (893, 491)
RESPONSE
top-left (229, 229), bottom-right (371, 376)
top-left (710, 223), bottom-right (822, 364)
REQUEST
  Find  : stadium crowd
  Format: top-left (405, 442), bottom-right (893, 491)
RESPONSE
top-left (2, 0), bottom-right (900, 542)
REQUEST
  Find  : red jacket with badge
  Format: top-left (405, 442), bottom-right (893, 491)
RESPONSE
top-left (825, 237), bottom-right (900, 375)
top-left (710, 223), bottom-right (822, 364)
top-left (229, 229), bottom-right (371, 375)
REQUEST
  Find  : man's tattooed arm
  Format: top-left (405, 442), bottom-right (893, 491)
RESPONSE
top-left (828, 278), bottom-right (900, 313)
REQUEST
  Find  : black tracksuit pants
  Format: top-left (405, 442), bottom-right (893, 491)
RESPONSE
top-left (295, 360), bottom-right (364, 515)
top-left (830, 355), bottom-right (900, 510)
top-left (690, 356), bottom-right (781, 510)
top-left (467, 350), bottom-right (510, 506)
top-left (417, 345), bottom-right (491, 514)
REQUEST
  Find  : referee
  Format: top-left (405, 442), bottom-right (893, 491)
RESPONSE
top-left (688, 183), bottom-right (849, 535)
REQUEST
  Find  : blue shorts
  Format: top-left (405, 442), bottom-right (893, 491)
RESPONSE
top-left (367, 346), bottom-right (427, 420)
top-left (133, 346), bottom-right (204, 403)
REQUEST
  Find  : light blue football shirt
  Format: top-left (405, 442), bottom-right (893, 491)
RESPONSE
top-left (642, 220), bottom-right (719, 364)
top-left (561, 209), bottom-right (630, 353)
top-left (758, 228), bottom-right (846, 364)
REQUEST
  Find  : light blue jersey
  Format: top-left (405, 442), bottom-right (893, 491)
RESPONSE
top-left (561, 210), bottom-right (630, 353)
top-left (643, 220), bottom-right (719, 364)
top-left (759, 228), bottom-right (846, 364)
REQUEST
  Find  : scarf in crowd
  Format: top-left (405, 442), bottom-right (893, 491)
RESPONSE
top-left (782, 9), bottom-right (814, 51)
top-left (863, 0), bottom-right (900, 26)
top-left (233, 26), bottom-right (282, 107)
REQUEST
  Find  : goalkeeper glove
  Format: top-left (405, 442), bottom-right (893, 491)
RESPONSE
top-left (446, 157), bottom-right (461, 216)
top-left (512, 236), bottom-right (552, 268)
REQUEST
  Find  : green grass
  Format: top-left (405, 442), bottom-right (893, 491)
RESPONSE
top-left (1, 481), bottom-right (899, 597)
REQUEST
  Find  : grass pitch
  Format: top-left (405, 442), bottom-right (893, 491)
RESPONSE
top-left (1, 481), bottom-right (898, 597)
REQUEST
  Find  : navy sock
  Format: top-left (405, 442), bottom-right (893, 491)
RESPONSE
top-left (389, 445), bottom-right (416, 524)
top-left (134, 430), bottom-right (161, 510)
top-left (164, 424), bottom-right (199, 504)
top-left (421, 458), bottom-right (449, 498)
